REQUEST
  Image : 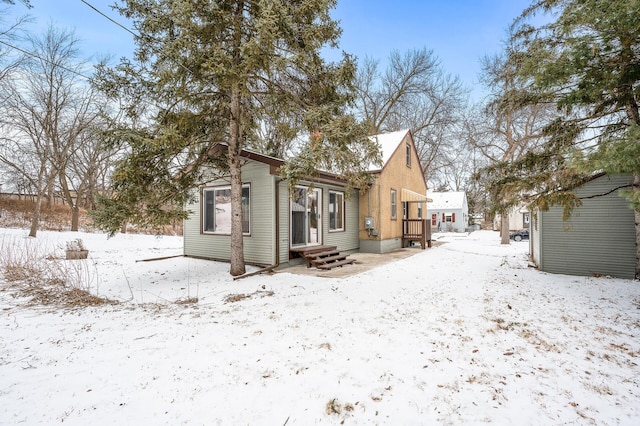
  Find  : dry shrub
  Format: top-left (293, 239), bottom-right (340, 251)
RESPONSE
top-left (0, 196), bottom-right (182, 235)
top-left (0, 234), bottom-right (49, 284)
top-left (0, 234), bottom-right (114, 307)
top-left (0, 197), bottom-right (93, 231)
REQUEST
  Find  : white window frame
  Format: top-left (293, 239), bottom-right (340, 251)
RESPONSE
top-left (202, 184), bottom-right (250, 235)
top-left (328, 190), bottom-right (345, 232)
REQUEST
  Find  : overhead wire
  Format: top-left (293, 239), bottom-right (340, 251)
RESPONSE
top-left (0, 38), bottom-right (93, 80)
top-left (79, 0), bottom-right (196, 76)
top-left (79, 0), bottom-right (138, 39)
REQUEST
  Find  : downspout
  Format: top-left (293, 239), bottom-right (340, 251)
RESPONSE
top-left (275, 178), bottom-right (281, 265)
top-left (367, 188), bottom-right (371, 237)
top-left (377, 181), bottom-right (381, 239)
top-left (234, 177), bottom-right (281, 281)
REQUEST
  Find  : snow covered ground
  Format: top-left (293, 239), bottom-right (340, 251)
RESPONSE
top-left (1, 228), bottom-right (639, 425)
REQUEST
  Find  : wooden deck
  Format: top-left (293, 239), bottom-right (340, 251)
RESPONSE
top-left (290, 245), bottom-right (355, 270)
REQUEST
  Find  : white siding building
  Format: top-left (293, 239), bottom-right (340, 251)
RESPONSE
top-left (428, 191), bottom-right (469, 233)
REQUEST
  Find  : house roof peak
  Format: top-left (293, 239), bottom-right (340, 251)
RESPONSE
top-left (368, 129), bottom-right (411, 172)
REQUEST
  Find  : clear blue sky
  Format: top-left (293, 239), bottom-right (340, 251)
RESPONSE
top-left (4, 0), bottom-right (534, 98)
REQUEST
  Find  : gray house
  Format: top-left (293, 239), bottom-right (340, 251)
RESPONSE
top-left (183, 147), bottom-right (360, 267)
top-left (530, 173), bottom-right (636, 279)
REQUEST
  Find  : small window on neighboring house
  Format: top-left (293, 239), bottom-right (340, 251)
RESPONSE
top-left (523, 212), bottom-right (530, 226)
top-left (406, 144), bottom-right (411, 167)
top-left (431, 213), bottom-right (437, 226)
top-left (329, 191), bottom-right (344, 232)
top-left (391, 189), bottom-right (397, 220)
top-left (203, 184), bottom-right (250, 234)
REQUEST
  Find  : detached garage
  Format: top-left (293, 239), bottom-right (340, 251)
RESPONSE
top-left (530, 173), bottom-right (636, 279)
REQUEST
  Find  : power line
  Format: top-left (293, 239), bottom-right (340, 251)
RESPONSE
top-left (0, 39), bottom-right (92, 80)
top-left (79, 0), bottom-right (195, 75)
top-left (79, 0), bottom-right (138, 39)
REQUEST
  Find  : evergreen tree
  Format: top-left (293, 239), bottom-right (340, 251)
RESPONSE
top-left (0, 0), bottom-right (31, 7)
top-left (93, 0), bottom-right (379, 276)
top-left (505, 0), bottom-right (640, 277)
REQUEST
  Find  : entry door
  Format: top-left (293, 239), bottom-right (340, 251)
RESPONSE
top-left (291, 187), bottom-right (322, 247)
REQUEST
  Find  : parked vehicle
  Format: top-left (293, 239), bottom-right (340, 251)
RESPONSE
top-left (510, 229), bottom-right (529, 242)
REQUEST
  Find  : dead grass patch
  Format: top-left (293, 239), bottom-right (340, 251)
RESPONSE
top-left (326, 399), bottom-right (354, 414)
top-left (224, 290), bottom-right (274, 303)
top-left (175, 297), bottom-right (199, 305)
top-left (9, 280), bottom-right (115, 308)
top-left (326, 398), bottom-right (342, 415)
top-left (0, 196), bottom-right (183, 235)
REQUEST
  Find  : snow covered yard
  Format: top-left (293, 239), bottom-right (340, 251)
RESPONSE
top-left (1, 228), bottom-right (639, 425)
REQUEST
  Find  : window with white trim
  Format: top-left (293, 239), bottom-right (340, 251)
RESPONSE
top-left (329, 191), bottom-right (344, 232)
top-left (203, 184), bottom-right (250, 234)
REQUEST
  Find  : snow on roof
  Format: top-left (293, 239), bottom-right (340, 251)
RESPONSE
top-left (368, 129), bottom-right (410, 171)
top-left (428, 191), bottom-right (466, 210)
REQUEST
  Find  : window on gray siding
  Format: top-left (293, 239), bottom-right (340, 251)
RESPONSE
top-left (329, 191), bottom-right (344, 231)
top-left (203, 185), bottom-right (250, 234)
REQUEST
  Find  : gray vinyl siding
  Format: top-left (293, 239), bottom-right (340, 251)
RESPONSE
top-left (185, 161), bottom-right (361, 267)
top-left (538, 174), bottom-right (636, 279)
top-left (277, 182), bottom-right (360, 264)
top-left (325, 188), bottom-right (360, 252)
top-left (183, 161), bottom-right (277, 266)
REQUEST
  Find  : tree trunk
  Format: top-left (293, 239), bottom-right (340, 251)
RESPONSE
top-left (71, 205), bottom-right (79, 232)
top-left (228, 87), bottom-right (246, 277)
top-left (29, 193), bottom-right (43, 238)
top-left (500, 211), bottom-right (510, 245)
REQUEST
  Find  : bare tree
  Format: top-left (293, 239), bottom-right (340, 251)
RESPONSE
top-left (468, 52), bottom-right (554, 243)
top-left (354, 48), bottom-right (467, 185)
top-left (0, 4), bottom-right (30, 82)
top-left (0, 25), bottom-right (105, 236)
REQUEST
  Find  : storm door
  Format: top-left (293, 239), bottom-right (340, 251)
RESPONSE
top-left (291, 187), bottom-right (322, 247)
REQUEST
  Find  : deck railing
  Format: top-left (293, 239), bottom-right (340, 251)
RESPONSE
top-left (402, 219), bottom-right (432, 249)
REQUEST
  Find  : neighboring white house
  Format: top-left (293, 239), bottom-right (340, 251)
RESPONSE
top-left (428, 191), bottom-right (469, 233)
top-left (493, 204), bottom-right (531, 231)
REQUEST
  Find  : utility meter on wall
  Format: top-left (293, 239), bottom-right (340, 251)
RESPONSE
top-left (364, 216), bottom-right (374, 230)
